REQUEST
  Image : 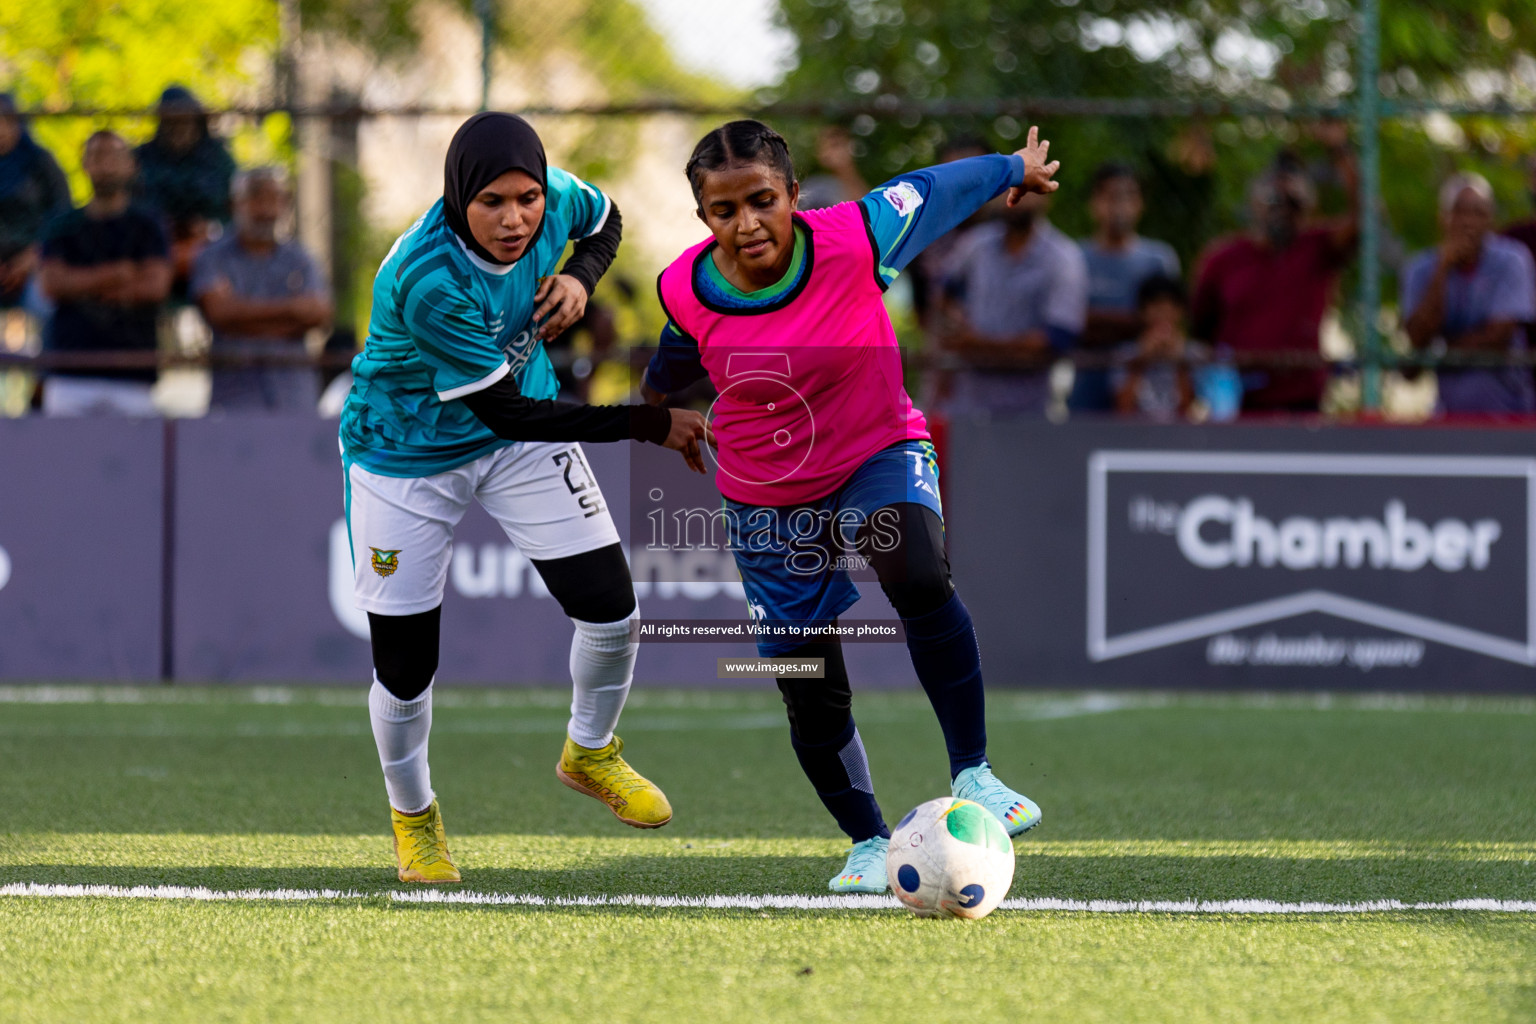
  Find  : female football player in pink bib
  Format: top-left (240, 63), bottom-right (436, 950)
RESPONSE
top-left (641, 120), bottom-right (1061, 893)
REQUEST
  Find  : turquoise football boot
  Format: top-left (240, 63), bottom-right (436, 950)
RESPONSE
top-left (828, 836), bottom-right (890, 893)
top-left (952, 764), bottom-right (1041, 837)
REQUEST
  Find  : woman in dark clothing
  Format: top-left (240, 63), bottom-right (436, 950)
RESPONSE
top-left (0, 93), bottom-right (72, 308)
top-left (133, 85), bottom-right (237, 294)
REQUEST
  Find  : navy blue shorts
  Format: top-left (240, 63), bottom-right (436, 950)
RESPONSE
top-left (726, 439), bottom-right (942, 656)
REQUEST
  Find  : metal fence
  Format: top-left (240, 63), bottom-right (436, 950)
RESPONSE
top-left (5, 0), bottom-right (1536, 418)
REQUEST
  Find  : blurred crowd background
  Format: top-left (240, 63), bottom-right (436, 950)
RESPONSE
top-left (4, 0), bottom-right (1536, 424)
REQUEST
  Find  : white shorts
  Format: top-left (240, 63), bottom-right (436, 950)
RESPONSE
top-left (44, 377), bottom-right (159, 417)
top-left (345, 441), bottom-right (621, 616)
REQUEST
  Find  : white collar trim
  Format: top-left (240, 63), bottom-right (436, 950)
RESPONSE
top-left (453, 232), bottom-right (518, 276)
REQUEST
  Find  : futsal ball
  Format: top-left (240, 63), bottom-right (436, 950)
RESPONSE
top-left (887, 797), bottom-right (1015, 920)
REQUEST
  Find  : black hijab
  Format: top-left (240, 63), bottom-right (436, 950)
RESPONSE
top-left (443, 112), bottom-right (548, 265)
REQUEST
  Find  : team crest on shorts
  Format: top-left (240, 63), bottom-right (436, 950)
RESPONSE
top-left (369, 547), bottom-right (401, 578)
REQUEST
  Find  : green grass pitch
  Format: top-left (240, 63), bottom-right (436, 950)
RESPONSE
top-left (0, 686), bottom-right (1533, 1022)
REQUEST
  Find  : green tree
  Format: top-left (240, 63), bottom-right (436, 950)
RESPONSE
top-left (770, 0), bottom-right (1536, 264)
top-left (1, 0), bottom-right (728, 341)
top-left (0, 0), bottom-right (281, 200)
top-left (299, 0), bottom-right (730, 109)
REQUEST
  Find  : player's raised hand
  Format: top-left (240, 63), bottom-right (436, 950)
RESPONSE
top-left (663, 408), bottom-right (715, 474)
top-left (532, 274), bottom-right (588, 341)
top-left (1007, 125), bottom-right (1060, 207)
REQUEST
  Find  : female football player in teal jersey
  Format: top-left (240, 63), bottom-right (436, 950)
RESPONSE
top-left (642, 120), bottom-right (1059, 895)
top-left (340, 112), bottom-right (709, 882)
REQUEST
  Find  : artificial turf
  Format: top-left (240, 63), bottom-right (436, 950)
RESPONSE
top-left (0, 687), bottom-right (1532, 1022)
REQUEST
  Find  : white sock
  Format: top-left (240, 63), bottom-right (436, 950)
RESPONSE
top-left (567, 609), bottom-right (639, 749)
top-left (368, 676), bottom-right (435, 814)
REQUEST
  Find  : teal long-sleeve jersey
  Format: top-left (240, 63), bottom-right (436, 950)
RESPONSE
top-left (340, 166), bottom-right (612, 478)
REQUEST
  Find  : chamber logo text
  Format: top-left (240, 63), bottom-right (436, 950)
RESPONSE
top-left (1088, 451), bottom-right (1536, 666)
top-left (1129, 495), bottom-right (1503, 572)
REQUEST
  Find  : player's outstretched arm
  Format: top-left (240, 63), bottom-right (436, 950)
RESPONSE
top-left (861, 126), bottom-right (1061, 280)
top-left (460, 373), bottom-right (711, 472)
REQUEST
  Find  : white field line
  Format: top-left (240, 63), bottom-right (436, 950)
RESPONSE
top-left (3, 883), bottom-right (1534, 914)
top-left (2, 690), bottom-right (1532, 739)
top-left (0, 883), bottom-right (370, 901)
top-left (2, 686), bottom-right (1532, 719)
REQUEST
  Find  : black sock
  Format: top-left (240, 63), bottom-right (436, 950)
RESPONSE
top-left (902, 591), bottom-right (988, 778)
top-left (789, 716), bottom-right (889, 842)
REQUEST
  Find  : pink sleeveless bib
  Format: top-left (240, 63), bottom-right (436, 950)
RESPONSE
top-left (657, 202), bottom-right (929, 506)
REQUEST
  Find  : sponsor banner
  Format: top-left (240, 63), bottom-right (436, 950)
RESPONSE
top-left (174, 417), bottom-right (365, 682)
top-left (947, 420), bottom-right (1536, 692)
top-left (0, 419), bottom-right (163, 681)
top-left (20, 415), bottom-right (1530, 691)
top-left (173, 418), bottom-right (915, 685)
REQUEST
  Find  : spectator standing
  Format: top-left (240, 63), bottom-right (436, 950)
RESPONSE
top-left (134, 86), bottom-right (236, 295)
top-left (192, 167), bottom-right (331, 412)
top-left (38, 131), bottom-right (172, 415)
top-left (1402, 173), bottom-right (1536, 415)
top-left (1073, 162), bottom-right (1181, 411)
top-left (1191, 143), bottom-right (1359, 413)
top-left (796, 126), bottom-right (870, 210)
top-left (940, 194), bottom-right (1088, 416)
top-left (1112, 275), bottom-right (1210, 421)
top-left (0, 93), bottom-right (72, 309)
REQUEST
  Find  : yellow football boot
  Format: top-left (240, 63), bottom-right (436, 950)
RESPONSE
top-left (556, 734), bottom-right (673, 828)
top-left (390, 799), bottom-right (462, 883)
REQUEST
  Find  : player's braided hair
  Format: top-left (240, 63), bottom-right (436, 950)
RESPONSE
top-left (685, 120), bottom-right (797, 210)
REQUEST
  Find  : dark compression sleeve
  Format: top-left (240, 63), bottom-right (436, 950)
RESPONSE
top-left (561, 201), bottom-right (622, 296)
top-left (460, 371), bottom-right (671, 444)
